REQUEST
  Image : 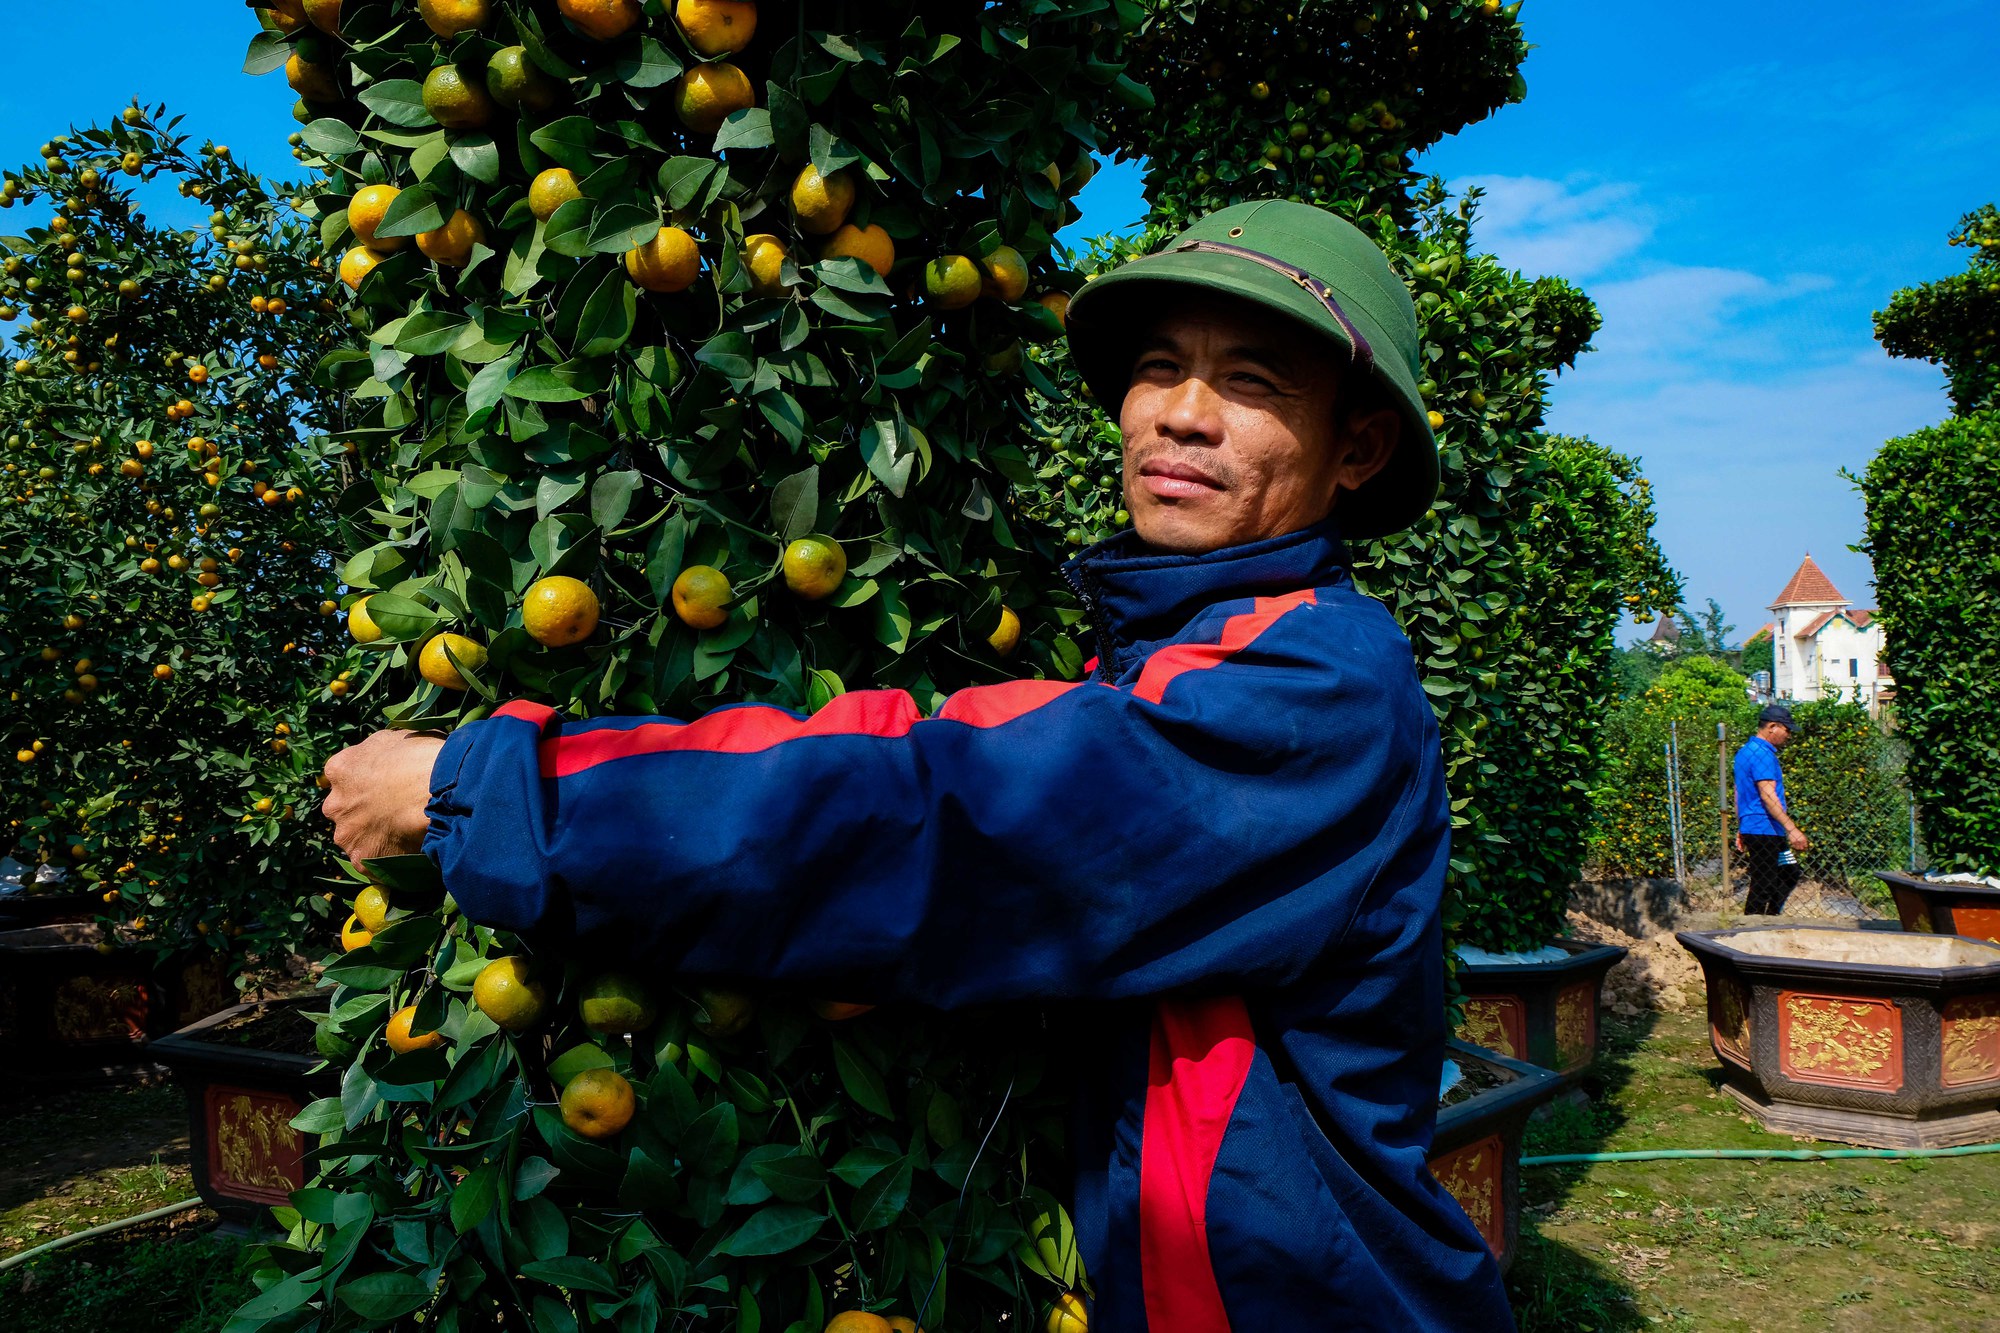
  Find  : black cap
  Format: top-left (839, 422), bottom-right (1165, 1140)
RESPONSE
top-left (1758, 704), bottom-right (1795, 729)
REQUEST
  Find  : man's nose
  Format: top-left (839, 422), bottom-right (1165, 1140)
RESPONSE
top-left (1156, 375), bottom-right (1222, 442)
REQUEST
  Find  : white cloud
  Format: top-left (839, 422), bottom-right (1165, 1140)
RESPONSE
top-left (1454, 173), bottom-right (1653, 280)
top-left (1458, 175), bottom-right (1954, 634)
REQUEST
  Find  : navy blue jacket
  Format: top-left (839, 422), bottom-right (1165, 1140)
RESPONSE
top-left (424, 517), bottom-right (1514, 1331)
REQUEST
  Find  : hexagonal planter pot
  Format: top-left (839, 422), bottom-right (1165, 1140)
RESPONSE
top-left (1452, 939), bottom-right (1629, 1083)
top-left (0, 922), bottom-right (162, 1057)
top-left (1427, 1038), bottom-right (1564, 1274)
top-left (1878, 870), bottom-right (2000, 945)
top-left (0, 923), bottom-right (238, 1060)
top-left (1680, 924), bottom-right (2000, 1148)
top-left (149, 996), bottom-right (336, 1228)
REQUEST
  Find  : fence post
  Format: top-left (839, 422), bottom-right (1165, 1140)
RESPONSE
top-left (1910, 791), bottom-right (1919, 872)
top-left (1667, 725), bottom-right (1686, 886)
top-left (1718, 722), bottom-right (1731, 893)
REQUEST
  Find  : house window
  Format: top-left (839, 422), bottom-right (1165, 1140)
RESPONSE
top-left (1780, 645), bottom-right (1786, 664)
top-left (1850, 658), bottom-right (1858, 678)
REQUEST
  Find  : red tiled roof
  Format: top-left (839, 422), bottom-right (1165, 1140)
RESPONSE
top-left (1849, 609), bottom-right (1874, 627)
top-left (1648, 616), bottom-right (1680, 643)
top-left (1770, 555), bottom-right (1846, 607)
top-left (1745, 622), bottom-right (1776, 644)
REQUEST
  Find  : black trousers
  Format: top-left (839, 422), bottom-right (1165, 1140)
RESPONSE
top-left (1741, 832), bottom-right (1802, 915)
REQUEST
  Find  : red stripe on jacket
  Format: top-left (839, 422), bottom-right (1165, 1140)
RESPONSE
top-left (1141, 995), bottom-right (1257, 1333)
top-left (499, 586), bottom-right (1315, 780)
top-left (1133, 589), bottom-right (1317, 704)
top-left (521, 680), bottom-right (1083, 779)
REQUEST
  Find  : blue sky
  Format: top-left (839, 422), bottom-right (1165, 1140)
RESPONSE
top-left (6, 2), bottom-right (1992, 641)
top-left (1065, 1), bottom-right (1997, 642)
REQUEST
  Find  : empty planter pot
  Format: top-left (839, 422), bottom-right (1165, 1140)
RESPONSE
top-left (1679, 924), bottom-right (2000, 1148)
top-left (1453, 939), bottom-right (1629, 1082)
top-left (1877, 870), bottom-right (2000, 945)
top-left (1428, 1038), bottom-right (1564, 1273)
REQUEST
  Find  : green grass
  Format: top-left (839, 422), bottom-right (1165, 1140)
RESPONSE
top-left (0, 1227), bottom-right (254, 1333)
top-left (0, 1080), bottom-right (195, 1254)
top-left (1505, 1009), bottom-right (2000, 1331)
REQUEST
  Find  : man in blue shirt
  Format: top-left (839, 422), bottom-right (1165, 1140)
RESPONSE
top-left (1735, 704), bottom-right (1809, 914)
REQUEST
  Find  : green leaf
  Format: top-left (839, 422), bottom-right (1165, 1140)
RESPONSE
top-left (373, 183), bottom-right (446, 240)
top-left (851, 1154), bottom-right (913, 1231)
top-left (860, 413), bottom-right (915, 498)
top-left (752, 1150), bottom-right (828, 1203)
top-left (301, 119), bottom-right (361, 156)
top-left (359, 80), bottom-right (434, 129)
top-left (695, 332), bottom-right (756, 384)
top-left (336, 1273), bottom-right (432, 1320)
top-left (542, 198), bottom-right (596, 258)
top-left (769, 465), bottom-right (819, 544)
top-left (713, 108), bottom-right (774, 152)
top-left (528, 116), bottom-right (599, 172)
top-left (872, 580), bottom-right (912, 654)
top-left (716, 1205), bottom-right (825, 1258)
top-left (588, 203), bottom-right (661, 255)
top-left (572, 269), bottom-right (638, 357)
top-left (680, 1102), bottom-right (740, 1176)
top-left (451, 1163), bottom-right (501, 1234)
top-left (449, 133), bottom-right (501, 184)
top-left (290, 1097), bottom-right (344, 1135)
top-left (514, 1157), bottom-right (561, 1201)
top-left (395, 310), bottom-right (472, 357)
top-left (520, 1257), bottom-right (619, 1296)
top-left (659, 156), bottom-right (727, 212)
top-left (591, 470), bottom-right (643, 530)
top-left (242, 31), bottom-right (292, 76)
top-left (505, 361), bottom-right (609, 402)
top-left (833, 1038), bottom-right (893, 1118)
top-left (356, 591), bottom-right (441, 639)
top-left (548, 1043), bottom-right (615, 1086)
top-left (617, 36), bottom-right (685, 88)
top-left (808, 122), bottom-right (864, 176)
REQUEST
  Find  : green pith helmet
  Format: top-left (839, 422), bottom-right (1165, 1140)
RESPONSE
top-left (1064, 199), bottom-right (1436, 540)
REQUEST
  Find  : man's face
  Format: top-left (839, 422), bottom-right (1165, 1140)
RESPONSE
top-left (1761, 722), bottom-right (1792, 749)
top-left (1116, 295), bottom-right (1399, 553)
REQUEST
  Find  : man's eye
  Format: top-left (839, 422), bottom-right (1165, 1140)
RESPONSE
top-left (1135, 357), bottom-right (1176, 374)
top-left (1232, 372), bottom-right (1275, 390)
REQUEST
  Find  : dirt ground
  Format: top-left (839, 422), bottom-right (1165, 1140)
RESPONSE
top-left (1508, 1005), bottom-right (2000, 1331)
top-left (0, 1072), bottom-right (202, 1256)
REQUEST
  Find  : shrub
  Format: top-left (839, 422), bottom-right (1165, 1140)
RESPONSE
top-left (1587, 657), bottom-right (1754, 878)
top-left (1858, 411), bottom-right (2000, 873)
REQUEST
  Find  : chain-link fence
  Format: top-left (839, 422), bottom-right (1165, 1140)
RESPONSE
top-left (1659, 714), bottom-right (1920, 920)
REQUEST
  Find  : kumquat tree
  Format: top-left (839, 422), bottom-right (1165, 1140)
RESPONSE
top-left (223, 1), bottom-right (1144, 1329)
top-left (0, 106), bottom-right (355, 975)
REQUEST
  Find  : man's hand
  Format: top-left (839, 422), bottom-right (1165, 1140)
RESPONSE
top-left (321, 729), bottom-right (448, 870)
top-left (1787, 827), bottom-right (1810, 853)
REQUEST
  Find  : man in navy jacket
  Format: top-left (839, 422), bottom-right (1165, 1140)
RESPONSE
top-left (323, 199), bottom-right (1515, 1331)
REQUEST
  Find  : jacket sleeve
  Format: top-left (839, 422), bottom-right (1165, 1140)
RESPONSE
top-left (422, 596), bottom-right (1444, 1007)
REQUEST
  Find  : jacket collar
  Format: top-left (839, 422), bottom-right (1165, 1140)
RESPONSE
top-left (1062, 515), bottom-right (1351, 674)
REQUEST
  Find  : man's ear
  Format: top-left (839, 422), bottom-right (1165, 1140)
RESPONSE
top-left (1331, 409), bottom-right (1400, 494)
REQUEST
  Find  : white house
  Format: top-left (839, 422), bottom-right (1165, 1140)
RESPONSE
top-left (1763, 555), bottom-right (1894, 714)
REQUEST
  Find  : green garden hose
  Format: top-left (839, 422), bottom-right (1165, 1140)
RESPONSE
top-left (0, 1198), bottom-right (202, 1275)
top-left (1522, 1143), bottom-right (2000, 1166)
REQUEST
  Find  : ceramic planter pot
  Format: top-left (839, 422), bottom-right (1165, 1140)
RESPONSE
top-left (0, 889), bottom-right (99, 930)
top-left (1453, 939), bottom-right (1629, 1082)
top-left (0, 922), bottom-right (163, 1056)
top-left (0, 924), bottom-right (239, 1060)
top-left (1428, 1038), bottom-right (1564, 1274)
top-left (1679, 924), bottom-right (2000, 1148)
top-left (1878, 870), bottom-right (2000, 945)
top-left (149, 996), bottom-right (335, 1227)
